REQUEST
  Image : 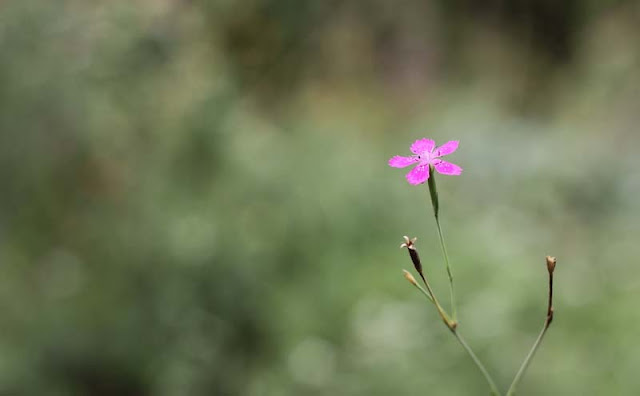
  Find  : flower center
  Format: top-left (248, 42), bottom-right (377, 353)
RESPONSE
top-left (416, 150), bottom-right (434, 164)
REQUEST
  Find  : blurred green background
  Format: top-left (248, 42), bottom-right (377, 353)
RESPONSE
top-left (1, 0), bottom-right (639, 395)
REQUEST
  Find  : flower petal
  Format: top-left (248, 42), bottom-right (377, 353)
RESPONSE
top-left (388, 155), bottom-right (418, 168)
top-left (434, 160), bottom-right (462, 175)
top-left (410, 138), bottom-right (435, 154)
top-left (434, 140), bottom-right (459, 157)
top-left (406, 164), bottom-right (430, 185)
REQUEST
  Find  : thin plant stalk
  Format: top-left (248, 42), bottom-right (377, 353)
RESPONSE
top-left (421, 275), bottom-right (455, 329)
top-left (435, 217), bottom-right (456, 320)
top-left (505, 321), bottom-right (549, 396)
top-left (406, 269), bottom-right (455, 329)
top-left (412, 273), bottom-right (496, 393)
top-left (427, 165), bottom-right (457, 321)
top-left (506, 257), bottom-right (556, 396)
top-left (402, 241), bottom-right (499, 395)
top-left (453, 330), bottom-right (502, 396)
top-left (403, 271), bottom-right (434, 304)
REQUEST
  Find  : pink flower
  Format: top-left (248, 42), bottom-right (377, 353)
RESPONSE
top-left (389, 138), bottom-right (462, 185)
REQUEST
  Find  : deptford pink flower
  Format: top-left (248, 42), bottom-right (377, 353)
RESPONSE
top-left (389, 139), bottom-right (462, 185)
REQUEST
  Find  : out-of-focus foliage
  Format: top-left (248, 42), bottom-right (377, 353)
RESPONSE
top-left (1, 0), bottom-right (639, 395)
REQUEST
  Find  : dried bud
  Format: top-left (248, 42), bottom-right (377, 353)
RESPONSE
top-left (400, 236), bottom-right (426, 285)
top-left (402, 270), bottom-right (418, 287)
top-left (546, 256), bottom-right (557, 273)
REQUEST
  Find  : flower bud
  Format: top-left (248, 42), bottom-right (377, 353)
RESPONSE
top-left (546, 256), bottom-right (556, 273)
top-left (400, 236), bottom-right (427, 286)
top-left (402, 270), bottom-right (418, 287)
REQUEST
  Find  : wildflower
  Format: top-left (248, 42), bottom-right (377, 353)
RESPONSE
top-left (389, 139), bottom-right (462, 185)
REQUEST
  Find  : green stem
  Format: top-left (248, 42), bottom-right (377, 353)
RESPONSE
top-left (435, 217), bottom-right (456, 321)
top-left (505, 320), bottom-right (550, 396)
top-left (426, 166), bottom-right (457, 321)
top-left (425, 166), bottom-right (497, 394)
top-left (453, 331), bottom-right (502, 396)
top-left (412, 272), bottom-right (456, 329)
top-left (411, 280), bottom-right (434, 304)
top-left (506, 267), bottom-right (554, 396)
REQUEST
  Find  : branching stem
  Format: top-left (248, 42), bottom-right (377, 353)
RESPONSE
top-left (453, 330), bottom-right (502, 396)
top-left (506, 261), bottom-right (555, 396)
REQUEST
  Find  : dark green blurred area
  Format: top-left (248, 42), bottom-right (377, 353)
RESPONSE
top-left (1, 1), bottom-right (639, 395)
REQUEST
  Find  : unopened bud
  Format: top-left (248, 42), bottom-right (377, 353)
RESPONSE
top-left (400, 236), bottom-right (426, 285)
top-left (546, 256), bottom-right (557, 273)
top-left (402, 270), bottom-right (418, 287)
